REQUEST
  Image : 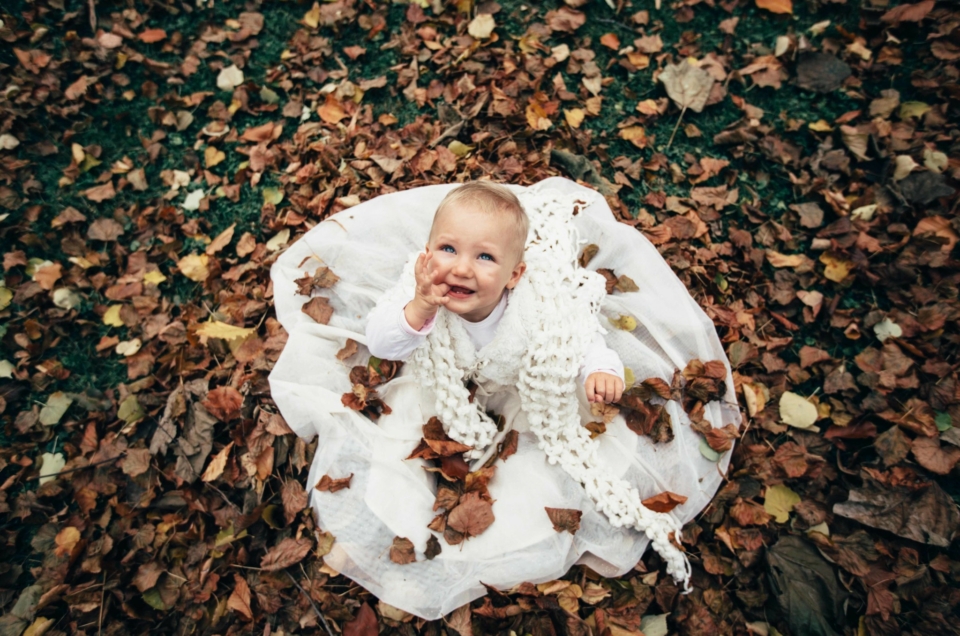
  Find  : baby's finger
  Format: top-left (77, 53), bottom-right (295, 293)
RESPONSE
top-left (613, 379), bottom-right (624, 403)
top-left (600, 378), bottom-right (613, 403)
top-left (585, 376), bottom-right (596, 402)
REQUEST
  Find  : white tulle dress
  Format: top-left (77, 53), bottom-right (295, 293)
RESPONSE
top-left (268, 177), bottom-right (741, 620)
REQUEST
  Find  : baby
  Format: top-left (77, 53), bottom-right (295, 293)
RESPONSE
top-left (366, 181), bottom-right (624, 404)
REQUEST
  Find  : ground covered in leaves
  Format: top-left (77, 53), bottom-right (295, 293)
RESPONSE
top-left (1, 0), bottom-right (959, 634)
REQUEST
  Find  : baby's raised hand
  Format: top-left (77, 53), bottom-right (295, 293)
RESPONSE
top-left (404, 251), bottom-right (449, 330)
top-left (585, 372), bottom-right (624, 404)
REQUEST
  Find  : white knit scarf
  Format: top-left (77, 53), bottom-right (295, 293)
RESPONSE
top-left (409, 185), bottom-right (693, 591)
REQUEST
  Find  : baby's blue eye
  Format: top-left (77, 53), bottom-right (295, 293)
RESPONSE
top-left (440, 245), bottom-right (455, 253)
top-left (479, 253), bottom-right (494, 262)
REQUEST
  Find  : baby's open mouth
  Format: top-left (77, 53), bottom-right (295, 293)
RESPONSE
top-left (447, 286), bottom-right (475, 296)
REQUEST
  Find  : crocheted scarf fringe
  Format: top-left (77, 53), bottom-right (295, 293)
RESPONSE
top-left (412, 185), bottom-right (692, 592)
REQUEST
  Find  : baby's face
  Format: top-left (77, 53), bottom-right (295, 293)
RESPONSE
top-left (426, 203), bottom-right (526, 322)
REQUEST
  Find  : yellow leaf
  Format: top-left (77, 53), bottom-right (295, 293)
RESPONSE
top-left (636, 99), bottom-right (659, 115)
top-left (202, 442), bottom-right (234, 482)
top-left (619, 126), bottom-right (647, 148)
top-left (0, 286), bottom-right (12, 311)
top-left (196, 321), bottom-right (256, 341)
top-left (266, 229), bottom-right (290, 252)
top-left (563, 108), bottom-right (585, 128)
top-left (55, 526), bottom-right (81, 556)
top-left (262, 187), bottom-right (284, 206)
top-left (626, 52), bottom-right (650, 69)
top-left (448, 140), bottom-right (474, 157)
top-left (756, 0), bottom-right (793, 14)
top-left (764, 484), bottom-right (801, 523)
top-left (766, 250), bottom-right (811, 269)
top-left (623, 367), bottom-right (635, 388)
top-left (23, 617), bottom-right (55, 636)
top-left (819, 252), bottom-right (852, 282)
top-left (302, 2), bottom-right (321, 28)
top-left (178, 253), bottom-right (210, 282)
top-left (103, 304), bottom-right (124, 326)
top-left (143, 270), bottom-right (167, 285)
top-left (808, 119), bottom-right (833, 132)
top-left (205, 145), bottom-right (226, 168)
top-left (779, 391), bottom-right (818, 428)
top-left (899, 101), bottom-right (930, 120)
top-left (609, 315), bottom-right (637, 331)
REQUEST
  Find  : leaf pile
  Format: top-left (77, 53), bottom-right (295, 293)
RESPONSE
top-left (1, 0), bottom-right (959, 634)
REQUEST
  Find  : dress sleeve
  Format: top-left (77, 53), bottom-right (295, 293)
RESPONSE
top-left (365, 291), bottom-right (436, 361)
top-left (579, 332), bottom-right (625, 387)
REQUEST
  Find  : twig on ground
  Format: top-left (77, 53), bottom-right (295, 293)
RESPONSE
top-left (286, 570), bottom-right (336, 636)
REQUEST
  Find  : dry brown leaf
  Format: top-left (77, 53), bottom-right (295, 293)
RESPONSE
top-left (302, 296), bottom-right (334, 324)
top-left (641, 491), bottom-right (689, 513)
top-left (545, 507), bottom-right (582, 534)
top-left (389, 536), bottom-right (416, 564)
top-left (659, 61), bottom-right (714, 113)
top-left (203, 386), bottom-right (243, 422)
top-left (228, 574), bottom-right (254, 620)
top-left (447, 491), bottom-right (495, 538)
top-left (336, 338), bottom-right (359, 361)
top-left (201, 442), bottom-right (233, 482)
top-left (315, 473), bottom-right (353, 492)
top-left (260, 537), bottom-right (313, 571)
top-left (911, 436), bottom-right (960, 475)
top-left (206, 224), bottom-right (235, 256)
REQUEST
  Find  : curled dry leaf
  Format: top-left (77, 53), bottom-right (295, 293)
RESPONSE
top-left (315, 473), bottom-right (353, 492)
top-left (641, 491), bottom-right (688, 513)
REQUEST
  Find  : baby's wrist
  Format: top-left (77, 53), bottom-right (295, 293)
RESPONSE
top-left (404, 299), bottom-right (437, 330)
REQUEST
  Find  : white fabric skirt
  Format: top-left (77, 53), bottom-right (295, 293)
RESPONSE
top-left (268, 177), bottom-right (741, 620)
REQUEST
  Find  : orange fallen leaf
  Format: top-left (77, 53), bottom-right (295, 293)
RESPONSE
top-left (599, 33), bottom-right (620, 50)
top-left (641, 491), bottom-right (689, 513)
top-left (138, 28), bottom-right (167, 43)
top-left (756, 0), bottom-right (792, 14)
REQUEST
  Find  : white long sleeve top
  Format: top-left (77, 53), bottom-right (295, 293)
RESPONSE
top-left (365, 290), bottom-right (624, 387)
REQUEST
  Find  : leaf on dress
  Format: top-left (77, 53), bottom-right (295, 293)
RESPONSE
top-left (641, 491), bottom-right (688, 514)
top-left (447, 492), bottom-right (495, 539)
top-left (497, 429), bottom-right (519, 461)
top-left (315, 473), bottom-right (353, 492)
top-left (301, 296), bottom-right (334, 324)
top-left (578, 243), bottom-right (599, 268)
top-left (336, 338), bottom-right (358, 360)
top-left (294, 266), bottom-right (340, 296)
top-left (389, 537), bottom-right (416, 564)
top-left (545, 507), bottom-right (582, 534)
top-left (425, 535), bottom-right (442, 560)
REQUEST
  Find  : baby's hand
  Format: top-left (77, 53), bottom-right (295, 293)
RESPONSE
top-left (404, 251), bottom-right (449, 330)
top-left (585, 372), bottom-right (624, 404)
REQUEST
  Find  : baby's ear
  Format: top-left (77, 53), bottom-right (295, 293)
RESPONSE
top-left (506, 261), bottom-right (527, 289)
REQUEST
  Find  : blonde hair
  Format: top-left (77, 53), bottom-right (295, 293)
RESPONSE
top-left (429, 182), bottom-right (529, 263)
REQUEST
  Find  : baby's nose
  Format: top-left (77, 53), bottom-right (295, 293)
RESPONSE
top-left (451, 256), bottom-right (472, 277)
